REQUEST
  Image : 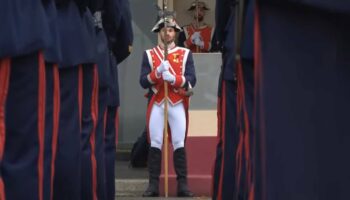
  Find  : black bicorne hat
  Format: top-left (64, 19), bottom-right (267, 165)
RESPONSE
top-left (152, 7), bottom-right (182, 33)
top-left (151, 17), bottom-right (182, 33)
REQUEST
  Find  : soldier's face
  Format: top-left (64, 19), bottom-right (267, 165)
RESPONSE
top-left (193, 7), bottom-right (205, 21)
top-left (160, 27), bottom-right (176, 44)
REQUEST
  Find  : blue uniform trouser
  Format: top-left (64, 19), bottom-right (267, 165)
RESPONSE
top-left (95, 87), bottom-right (108, 200)
top-left (3, 52), bottom-right (46, 200)
top-left (43, 63), bottom-right (60, 200)
top-left (255, 3), bottom-right (350, 199)
top-left (81, 64), bottom-right (99, 200)
top-left (53, 66), bottom-right (81, 200)
top-left (104, 52), bottom-right (119, 200)
top-left (105, 105), bottom-right (118, 200)
top-left (212, 79), bottom-right (238, 200)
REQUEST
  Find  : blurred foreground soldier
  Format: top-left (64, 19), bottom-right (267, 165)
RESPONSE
top-left (139, 16), bottom-right (196, 197)
top-left (82, 1), bottom-right (116, 199)
top-left (0, 1), bottom-right (51, 199)
top-left (212, 0), bottom-right (255, 199)
top-left (103, 0), bottom-right (133, 199)
top-left (53, 1), bottom-right (97, 199)
top-left (178, 1), bottom-right (215, 52)
top-left (254, 1), bottom-right (350, 199)
top-left (42, 1), bottom-right (62, 200)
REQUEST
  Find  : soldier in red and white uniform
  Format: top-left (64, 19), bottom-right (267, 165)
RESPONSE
top-left (139, 17), bottom-right (196, 197)
top-left (178, 1), bottom-right (215, 53)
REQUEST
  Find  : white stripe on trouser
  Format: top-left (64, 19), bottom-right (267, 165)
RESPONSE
top-left (149, 101), bottom-right (186, 151)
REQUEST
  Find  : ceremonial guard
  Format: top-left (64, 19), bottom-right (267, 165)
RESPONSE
top-left (103, 0), bottom-right (134, 199)
top-left (139, 15), bottom-right (196, 197)
top-left (53, 1), bottom-right (97, 199)
top-left (0, 0), bottom-right (52, 199)
top-left (178, 1), bottom-right (215, 52)
top-left (42, 1), bottom-right (62, 200)
top-left (0, 0), bottom-right (134, 199)
top-left (212, 0), bottom-right (255, 199)
top-left (81, 0), bottom-right (133, 199)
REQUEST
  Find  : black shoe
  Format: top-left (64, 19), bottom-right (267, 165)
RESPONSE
top-left (177, 189), bottom-right (194, 197)
top-left (142, 187), bottom-right (159, 197)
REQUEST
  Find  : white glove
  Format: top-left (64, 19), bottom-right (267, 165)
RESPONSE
top-left (193, 37), bottom-right (204, 48)
top-left (162, 70), bottom-right (175, 83)
top-left (156, 60), bottom-right (171, 74)
top-left (191, 32), bottom-right (201, 43)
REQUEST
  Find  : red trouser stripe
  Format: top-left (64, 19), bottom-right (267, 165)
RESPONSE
top-left (211, 96), bottom-right (222, 197)
top-left (253, 2), bottom-right (266, 200)
top-left (217, 81), bottom-right (226, 200)
top-left (50, 65), bottom-right (60, 200)
top-left (90, 65), bottom-right (99, 200)
top-left (0, 58), bottom-right (11, 200)
top-left (38, 52), bottom-right (46, 200)
top-left (78, 66), bottom-right (83, 130)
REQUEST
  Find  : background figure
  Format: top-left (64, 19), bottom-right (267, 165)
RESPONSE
top-left (139, 16), bottom-right (196, 197)
top-left (178, 1), bottom-right (216, 52)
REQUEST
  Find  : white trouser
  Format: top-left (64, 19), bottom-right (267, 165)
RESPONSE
top-left (149, 101), bottom-right (186, 150)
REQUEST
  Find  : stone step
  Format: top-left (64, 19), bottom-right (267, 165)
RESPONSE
top-left (115, 179), bottom-right (210, 199)
top-left (115, 179), bottom-right (148, 197)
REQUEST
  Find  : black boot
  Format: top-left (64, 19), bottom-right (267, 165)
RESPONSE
top-left (143, 147), bottom-right (162, 197)
top-left (174, 148), bottom-right (195, 197)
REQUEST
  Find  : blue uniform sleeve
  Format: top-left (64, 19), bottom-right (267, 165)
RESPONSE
top-left (177, 31), bottom-right (186, 48)
top-left (215, 0), bottom-right (234, 48)
top-left (110, 0), bottom-right (133, 64)
top-left (139, 52), bottom-right (153, 89)
top-left (210, 31), bottom-right (220, 52)
top-left (184, 51), bottom-right (197, 88)
top-left (103, 0), bottom-right (121, 50)
top-left (241, 0), bottom-right (254, 60)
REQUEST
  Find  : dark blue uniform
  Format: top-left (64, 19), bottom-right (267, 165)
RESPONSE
top-left (254, 1), bottom-right (350, 200)
top-left (80, 0), bottom-right (118, 199)
top-left (212, 0), bottom-right (238, 199)
top-left (104, 0), bottom-right (133, 199)
top-left (212, 0), bottom-right (255, 199)
top-left (0, 1), bottom-right (52, 200)
top-left (42, 1), bottom-right (62, 200)
top-left (53, 1), bottom-right (97, 199)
